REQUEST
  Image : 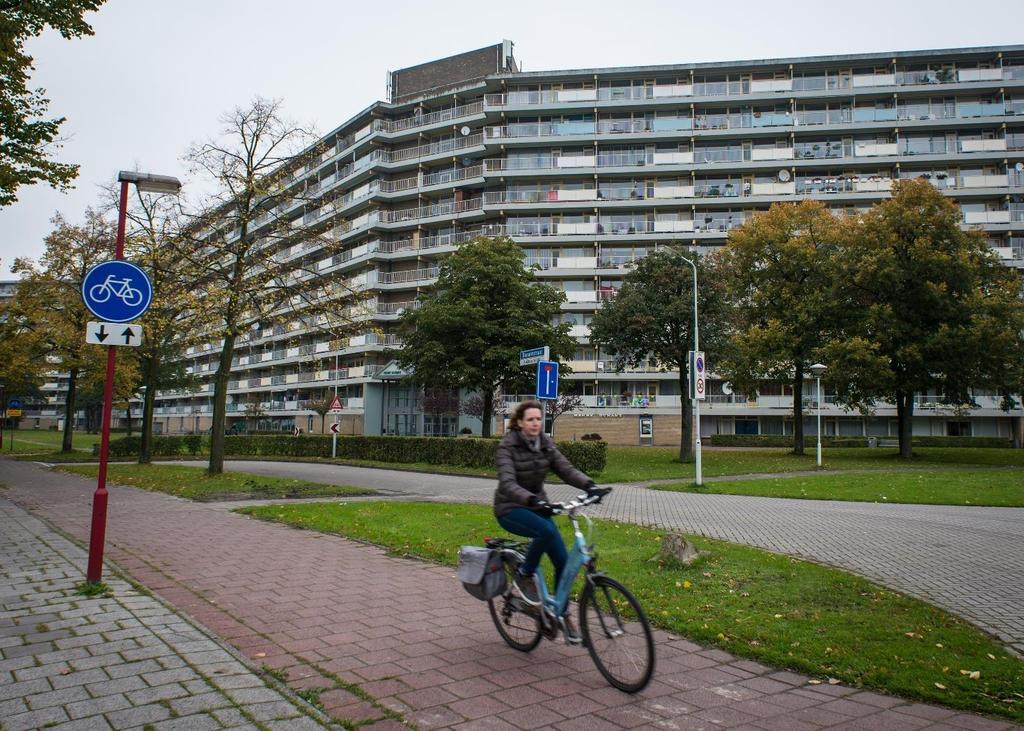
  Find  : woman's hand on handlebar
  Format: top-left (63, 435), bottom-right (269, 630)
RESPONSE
top-left (585, 485), bottom-right (612, 504)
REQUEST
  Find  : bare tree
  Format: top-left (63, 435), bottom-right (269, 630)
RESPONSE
top-left (176, 97), bottom-right (367, 474)
top-left (547, 392), bottom-right (583, 433)
top-left (304, 394), bottom-right (333, 434)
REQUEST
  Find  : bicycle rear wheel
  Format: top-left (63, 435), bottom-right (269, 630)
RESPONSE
top-left (488, 555), bottom-right (542, 652)
top-left (579, 575), bottom-right (655, 693)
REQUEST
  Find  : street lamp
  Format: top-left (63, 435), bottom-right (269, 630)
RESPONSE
top-left (86, 170), bottom-right (181, 584)
top-left (679, 255), bottom-right (702, 486)
top-left (809, 363), bottom-right (827, 468)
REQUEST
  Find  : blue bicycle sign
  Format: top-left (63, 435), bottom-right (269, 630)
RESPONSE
top-left (81, 261), bottom-right (153, 323)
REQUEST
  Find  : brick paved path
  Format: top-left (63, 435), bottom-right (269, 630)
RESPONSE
top-left (206, 459), bottom-right (1024, 658)
top-left (6, 460), bottom-right (1020, 729)
top-left (0, 496), bottom-right (330, 731)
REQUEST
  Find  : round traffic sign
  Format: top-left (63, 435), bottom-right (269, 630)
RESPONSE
top-left (8, 398), bottom-right (22, 409)
top-left (695, 356), bottom-right (705, 374)
top-left (696, 378), bottom-right (705, 395)
top-left (81, 261), bottom-right (153, 323)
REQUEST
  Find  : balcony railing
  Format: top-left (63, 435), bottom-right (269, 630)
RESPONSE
top-left (379, 229), bottom-right (480, 253)
top-left (379, 101), bottom-right (483, 134)
top-left (382, 198), bottom-right (482, 224)
top-left (378, 267), bottom-right (439, 284)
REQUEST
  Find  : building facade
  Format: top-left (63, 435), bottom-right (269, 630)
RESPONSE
top-left (156, 43), bottom-right (1024, 444)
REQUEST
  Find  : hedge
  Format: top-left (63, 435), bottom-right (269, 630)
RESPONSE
top-left (705, 434), bottom-right (1013, 449)
top-left (103, 434), bottom-right (608, 474)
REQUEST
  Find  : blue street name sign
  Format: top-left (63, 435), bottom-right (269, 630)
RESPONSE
top-left (81, 260), bottom-right (153, 323)
top-left (519, 346), bottom-right (549, 366)
top-left (536, 360), bottom-right (559, 400)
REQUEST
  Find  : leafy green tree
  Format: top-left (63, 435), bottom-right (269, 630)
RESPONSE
top-left (396, 236), bottom-right (575, 437)
top-left (0, 0), bottom-right (104, 206)
top-left (718, 200), bottom-right (845, 455)
top-left (590, 246), bottom-right (732, 461)
top-left (177, 97), bottom-right (365, 474)
top-left (825, 179), bottom-right (1024, 458)
top-left (10, 210), bottom-right (125, 450)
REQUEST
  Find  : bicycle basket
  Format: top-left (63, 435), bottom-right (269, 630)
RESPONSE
top-left (457, 546), bottom-right (506, 601)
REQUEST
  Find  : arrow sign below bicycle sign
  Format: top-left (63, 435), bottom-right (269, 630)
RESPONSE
top-left (87, 321), bottom-right (143, 347)
top-left (81, 260), bottom-right (153, 323)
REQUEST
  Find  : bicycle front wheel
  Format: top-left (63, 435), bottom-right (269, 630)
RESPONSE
top-left (580, 575), bottom-right (655, 693)
top-left (488, 555), bottom-right (542, 652)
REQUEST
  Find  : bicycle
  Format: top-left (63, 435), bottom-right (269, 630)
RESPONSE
top-left (88, 275), bottom-right (143, 306)
top-left (486, 490), bottom-right (655, 693)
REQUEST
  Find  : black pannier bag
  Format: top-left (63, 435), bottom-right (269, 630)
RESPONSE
top-left (457, 546), bottom-right (506, 600)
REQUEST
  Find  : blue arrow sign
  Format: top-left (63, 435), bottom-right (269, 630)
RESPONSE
top-left (536, 360), bottom-right (559, 400)
top-left (81, 261), bottom-right (153, 323)
top-left (8, 398), bottom-right (22, 409)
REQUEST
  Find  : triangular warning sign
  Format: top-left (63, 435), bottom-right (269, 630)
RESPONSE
top-left (330, 395), bottom-right (343, 411)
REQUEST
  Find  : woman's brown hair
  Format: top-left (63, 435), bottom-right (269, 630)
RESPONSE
top-left (508, 400), bottom-right (543, 430)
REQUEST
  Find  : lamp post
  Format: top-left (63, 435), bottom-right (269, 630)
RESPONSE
top-left (679, 255), bottom-right (702, 486)
top-left (86, 170), bottom-right (181, 584)
top-left (809, 363), bottom-right (827, 468)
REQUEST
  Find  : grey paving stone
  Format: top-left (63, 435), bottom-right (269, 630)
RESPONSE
top-left (25, 684), bottom-right (91, 709)
top-left (64, 692), bottom-right (132, 719)
top-left (3, 705), bottom-right (70, 731)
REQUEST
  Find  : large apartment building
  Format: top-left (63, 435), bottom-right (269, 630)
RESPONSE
top-left (156, 42), bottom-right (1024, 444)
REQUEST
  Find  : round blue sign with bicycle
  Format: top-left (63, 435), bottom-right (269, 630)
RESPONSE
top-left (81, 260), bottom-right (153, 323)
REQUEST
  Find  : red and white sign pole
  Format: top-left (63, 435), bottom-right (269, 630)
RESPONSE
top-left (85, 180), bottom-right (129, 584)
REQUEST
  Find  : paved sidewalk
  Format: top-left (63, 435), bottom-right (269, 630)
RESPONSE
top-left (209, 459), bottom-right (1024, 657)
top-left (0, 496), bottom-right (331, 731)
top-left (5, 460), bottom-right (1021, 730)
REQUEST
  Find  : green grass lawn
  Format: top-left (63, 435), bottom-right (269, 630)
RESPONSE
top-left (597, 446), bottom-right (1024, 483)
top-left (57, 463), bottom-right (374, 502)
top-left (237, 500), bottom-right (1023, 722)
top-left (2, 429), bottom-right (102, 455)
top-left (653, 470), bottom-right (1024, 506)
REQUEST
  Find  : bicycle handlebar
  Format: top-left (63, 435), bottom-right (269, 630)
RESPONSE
top-left (550, 487), bottom-right (612, 514)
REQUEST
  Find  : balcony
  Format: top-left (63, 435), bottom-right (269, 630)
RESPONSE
top-left (378, 267), bottom-right (439, 285)
top-left (961, 174), bottom-right (1009, 188)
top-left (750, 147), bottom-right (794, 161)
top-left (854, 142), bottom-right (899, 157)
top-left (380, 101), bottom-right (484, 134)
top-left (959, 139), bottom-right (1007, 153)
top-left (379, 229), bottom-right (480, 254)
top-left (382, 198), bottom-right (482, 224)
top-left (963, 210), bottom-right (1010, 224)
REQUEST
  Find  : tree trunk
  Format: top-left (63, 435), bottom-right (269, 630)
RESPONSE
top-left (481, 389), bottom-right (493, 438)
top-left (678, 370), bottom-right (693, 462)
top-left (895, 390), bottom-right (914, 459)
top-left (792, 363), bottom-right (805, 455)
top-left (208, 333), bottom-right (236, 475)
top-left (124, 404), bottom-right (132, 436)
top-left (61, 367), bottom-right (78, 452)
top-left (140, 358), bottom-right (157, 464)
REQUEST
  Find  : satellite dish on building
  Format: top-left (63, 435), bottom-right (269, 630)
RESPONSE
top-left (1016, 162), bottom-right (1024, 172)
top-left (721, 382), bottom-right (733, 395)
top-left (778, 169), bottom-right (791, 182)
top-left (460, 126), bottom-right (472, 136)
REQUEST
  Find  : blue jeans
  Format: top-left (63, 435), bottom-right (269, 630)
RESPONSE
top-left (497, 507), bottom-right (567, 589)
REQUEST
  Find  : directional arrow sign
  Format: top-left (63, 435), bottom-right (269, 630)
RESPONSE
top-left (87, 321), bottom-right (142, 347)
top-left (330, 423), bottom-right (340, 434)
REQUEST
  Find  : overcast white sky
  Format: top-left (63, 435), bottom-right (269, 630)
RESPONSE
top-left (1, 0), bottom-right (1022, 274)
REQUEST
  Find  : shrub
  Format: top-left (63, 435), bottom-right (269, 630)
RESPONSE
top-left (557, 440), bottom-right (607, 474)
top-left (183, 434), bottom-right (204, 455)
top-left (459, 427), bottom-right (473, 435)
top-left (705, 434), bottom-right (1013, 449)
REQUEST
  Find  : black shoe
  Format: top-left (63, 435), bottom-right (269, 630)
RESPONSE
top-left (514, 572), bottom-right (540, 606)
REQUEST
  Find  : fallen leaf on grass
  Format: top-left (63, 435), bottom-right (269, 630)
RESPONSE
top-left (828, 678), bottom-right (841, 685)
top-left (935, 683), bottom-right (947, 690)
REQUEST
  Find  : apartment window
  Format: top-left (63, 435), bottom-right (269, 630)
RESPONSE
top-left (735, 418), bottom-right (759, 435)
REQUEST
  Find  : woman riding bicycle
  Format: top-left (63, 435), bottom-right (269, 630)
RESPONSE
top-left (494, 400), bottom-right (606, 641)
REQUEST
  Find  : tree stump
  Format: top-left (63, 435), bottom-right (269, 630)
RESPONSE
top-left (655, 533), bottom-right (701, 565)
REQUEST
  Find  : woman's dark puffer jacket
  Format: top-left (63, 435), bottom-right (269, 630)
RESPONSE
top-left (493, 428), bottom-right (593, 518)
